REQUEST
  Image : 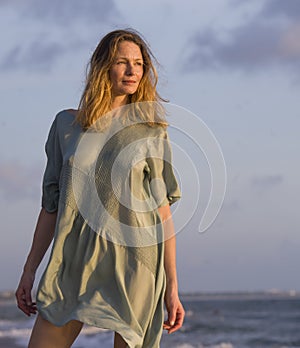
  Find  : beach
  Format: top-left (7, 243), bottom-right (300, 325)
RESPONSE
top-left (2, 290), bottom-right (300, 347)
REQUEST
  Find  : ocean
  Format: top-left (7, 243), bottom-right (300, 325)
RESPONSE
top-left (1, 291), bottom-right (300, 348)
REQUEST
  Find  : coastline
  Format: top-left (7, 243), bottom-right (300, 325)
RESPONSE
top-left (2, 288), bottom-right (300, 303)
top-left (1, 290), bottom-right (300, 348)
top-left (180, 289), bottom-right (300, 301)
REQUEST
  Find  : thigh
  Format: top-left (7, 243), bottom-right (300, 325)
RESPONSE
top-left (28, 314), bottom-right (83, 348)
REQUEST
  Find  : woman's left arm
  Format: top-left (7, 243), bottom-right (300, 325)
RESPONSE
top-left (158, 204), bottom-right (185, 334)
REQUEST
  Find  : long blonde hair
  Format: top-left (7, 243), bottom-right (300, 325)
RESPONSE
top-left (75, 29), bottom-right (168, 130)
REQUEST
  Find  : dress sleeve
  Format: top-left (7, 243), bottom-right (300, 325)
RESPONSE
top-left (41, 116), bottom-right (63, 213)
top-left (146, 129), bottom-right (181, 208)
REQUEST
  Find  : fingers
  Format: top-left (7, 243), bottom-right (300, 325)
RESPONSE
top-left (163, 302), bottom-right (185, 334)
top-left (16, 289), bottom-right (29, 316)
top-left (15, 287), bottom-right (37, 317)
top-left (15, 271), bottom-right (37, 317)
top-left (25, 289), bottom-right (33, 307)
top-left (168, 307), bottom-right (177, 327)
top-left (168, 306), bottom-right (185, 334)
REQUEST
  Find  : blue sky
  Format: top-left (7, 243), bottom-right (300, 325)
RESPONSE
top-left (0, 0), bottom-right (299, 293)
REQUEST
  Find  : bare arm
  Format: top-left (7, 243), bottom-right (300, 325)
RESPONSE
top-left (16, 207), bottom-right (57, 316)
top-left (158, 205), bottom-right (178, 288)
top-left (158, 205), bottom-right (185, 334)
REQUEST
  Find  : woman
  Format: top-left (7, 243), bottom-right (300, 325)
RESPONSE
top-left (16, 29), bottom-right (185, 348)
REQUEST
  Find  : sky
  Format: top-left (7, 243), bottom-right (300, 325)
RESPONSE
top-left (0, 0), bottom-right (299, 293)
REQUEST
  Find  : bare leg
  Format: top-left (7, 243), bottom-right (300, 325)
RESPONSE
top-left (114, 332), bottom-right (128, 348)
top-left (28, 314), bottom-right (83, 348)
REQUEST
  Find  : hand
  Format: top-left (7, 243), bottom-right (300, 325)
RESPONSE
top-left (163, 286), bottom-right (185, 334)
top-left (15, 271), bottom-right (37, 316)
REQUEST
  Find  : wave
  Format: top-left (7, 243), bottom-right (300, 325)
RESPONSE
top-left (0, 323), bottom-right (114, 348)
top-left (0, 327), bottom-right (32, 338)
top-left (0, 321), bottom-right (108, 337)
top-left (173, 343), bottom-right (234, 348)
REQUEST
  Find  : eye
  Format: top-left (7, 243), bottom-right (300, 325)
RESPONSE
top-left (135, 61), bottom-right (143, 66)
top-left (116, 60), bottom-right (126, 65)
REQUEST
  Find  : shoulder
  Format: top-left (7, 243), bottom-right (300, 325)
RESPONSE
top-left (45, 109), bottom-right (80, 141)
top-left (53, 108), bottom-right (78, 128)
top-left (55, 108), bottom-right (78, 121)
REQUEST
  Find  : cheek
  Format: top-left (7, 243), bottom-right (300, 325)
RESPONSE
top-left (109, 67), bottom-right (121, 84)
top-left (137, 69), bottom-right (144, 82)
top-left (109, 70), bottom-right (116, 81)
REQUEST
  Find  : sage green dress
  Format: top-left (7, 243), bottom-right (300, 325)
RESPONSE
top-left (36, 109), bottom-right (181, 347)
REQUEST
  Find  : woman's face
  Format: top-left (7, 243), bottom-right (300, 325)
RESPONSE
top-left (109, 41), bottom-right (144, 99)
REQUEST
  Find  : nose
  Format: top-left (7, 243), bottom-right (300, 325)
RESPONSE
top-left (125, 62), bottom-right (134, 75)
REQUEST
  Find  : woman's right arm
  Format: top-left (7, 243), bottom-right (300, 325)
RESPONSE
top-left (15, 207), bottom-right (57, 316)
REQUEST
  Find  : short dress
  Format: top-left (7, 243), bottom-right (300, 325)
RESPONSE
top-left (36, 109), bottom-right (181, 348)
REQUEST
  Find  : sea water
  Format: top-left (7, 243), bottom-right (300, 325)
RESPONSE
top-left (1, 291), bottom-right (300, 348)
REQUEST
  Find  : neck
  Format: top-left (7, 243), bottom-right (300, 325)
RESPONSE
top-left (111, 95), bottom-right (128, 110)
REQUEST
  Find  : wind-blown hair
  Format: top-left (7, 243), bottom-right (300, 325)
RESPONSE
top-left (75, 29), bottom-right (168, 130)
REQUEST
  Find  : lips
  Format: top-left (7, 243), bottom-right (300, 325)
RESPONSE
top-left (122, 80), bottom-right (136, 84)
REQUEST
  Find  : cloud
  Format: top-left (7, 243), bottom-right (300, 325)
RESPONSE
top-left (0, 160), bottom-right (42, 203)
top-left (262, 0), bottom-right (300, 19)
top-left (1, 40), bottom-right (65, 72)
top-left (1, 33), bottom-right (89, 72)
top-left (221, 198), bottom-right (241, 212)
top-left (0, 0), bottom-right (118, 26)
top-left (26, 0), bottom-right (118, 26)
top-left (185, 0), bottom-right (300, 73)
top-left (251, 174), bottom-right (283, 190)
top-left (0, 0), bottom-right (120, 72)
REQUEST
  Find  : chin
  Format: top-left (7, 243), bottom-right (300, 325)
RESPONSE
top-left (123, 89), bottom-right (138, 96)
top-left (127, 86), bottom-right (138, 93)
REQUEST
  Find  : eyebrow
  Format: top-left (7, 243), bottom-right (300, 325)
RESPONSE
top-left (116, 56), bottom-right (143, 61)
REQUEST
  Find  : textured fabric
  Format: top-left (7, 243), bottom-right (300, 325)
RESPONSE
top-left (36, 110), bottom-right (181, 347)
